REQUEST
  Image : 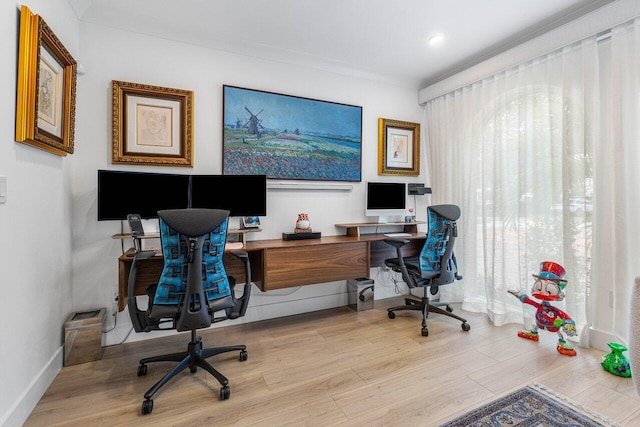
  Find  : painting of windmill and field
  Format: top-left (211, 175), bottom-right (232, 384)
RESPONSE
top-left (223, 85), bottom-right (362, 182)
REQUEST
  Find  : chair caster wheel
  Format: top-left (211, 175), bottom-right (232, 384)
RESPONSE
top-left (137, 364), bottom-right (147, 376)
top-left (462, 322), bottom-right (471, 332)
top-left (388, 311), bottom-right (396, 319)
top-left (190, 366), bottom-right (198, 373)
top-left (141, 399), bottom-right (153, 415)
top-left (445, 305), bottom-right (453, 312)
top-left (239, 350), bottom-right (248, 361)
top-left (220, 385), bottom-right (230, 400)
top-left (421, 327), bottom-right (429, 337)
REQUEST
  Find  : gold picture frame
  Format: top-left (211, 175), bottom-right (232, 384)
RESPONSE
top-left (111, 80), bottom-right (194, 167)
top-left (378, 118), bottom-right (420, 176)
top-left (15, 6), bottom-right (77, 156)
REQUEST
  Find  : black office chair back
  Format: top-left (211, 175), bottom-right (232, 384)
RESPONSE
top-left (156, 209), bottom-right (230, 332)
top-left (128, 208), bottom-right (245, 333)
top-left (418, 204), bottom-right (460, 285)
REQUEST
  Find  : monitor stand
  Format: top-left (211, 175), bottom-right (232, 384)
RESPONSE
top-left (377, 215), bottom-right (403, 224)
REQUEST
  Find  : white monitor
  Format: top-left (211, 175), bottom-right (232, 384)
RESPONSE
top-left (365, 182), bottom-right (406, 222)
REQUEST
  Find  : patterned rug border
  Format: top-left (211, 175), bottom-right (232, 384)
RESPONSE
top-left (440, 382), bottom-right (622, 426)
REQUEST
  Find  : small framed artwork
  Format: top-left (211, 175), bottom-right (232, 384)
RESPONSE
top-left (242, 216), bottom-right (261, 229)
top-left (378, 118), bottom-right (420, 176)
top-left (15, 6), bottom-right (77, 156)
top-left (111, 80), bottom-right (194, 167)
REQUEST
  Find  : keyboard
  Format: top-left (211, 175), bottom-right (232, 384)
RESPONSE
top-left (383, 233), bottom-right (412, 237)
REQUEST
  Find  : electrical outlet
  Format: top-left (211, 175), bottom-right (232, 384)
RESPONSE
top-left (112, 291), bottom-right (119, 316)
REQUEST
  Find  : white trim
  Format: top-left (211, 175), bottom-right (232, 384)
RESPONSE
top-left (419, 0), bottom-right (640, 105)
top-left (267, 181), bottom-right (353, 191)
top-left (1, 347), bottom-right (62, 427)
top-left (589, 326), bottom-right (622, 352)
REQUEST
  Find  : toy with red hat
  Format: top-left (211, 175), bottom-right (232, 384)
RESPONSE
top-left (508, 260), bottom-right (577, 356)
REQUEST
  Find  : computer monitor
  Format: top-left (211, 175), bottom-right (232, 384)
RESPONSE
top-left (97, 170), bottom-right (190, 220)
top-left (189, 174), bottom-right (267, 217)
top-left (365, 182), bottom-right (406, 223)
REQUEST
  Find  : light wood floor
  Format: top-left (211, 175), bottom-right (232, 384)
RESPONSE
top-left (26, 297), bottom-right (640, 426)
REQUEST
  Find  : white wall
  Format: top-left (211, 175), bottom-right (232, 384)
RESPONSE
top-left (1, 5), bottom-right (423, 424)
top-left (72, 22), bottom-right (425, 346)
top-left (1, 2), bottom-right (79, 426)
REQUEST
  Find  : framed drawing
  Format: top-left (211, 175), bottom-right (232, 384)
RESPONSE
top-left (378, 118), bottom-right (420, 176)
top-left (111, 80), bottom-right (193, 167)
top-left (15, 6), bottom-right (77, 156)
top-left (223, 85), bottom-right (362, 182)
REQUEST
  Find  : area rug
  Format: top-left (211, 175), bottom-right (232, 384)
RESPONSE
top-left (440, 383), bottom-right (621, 426)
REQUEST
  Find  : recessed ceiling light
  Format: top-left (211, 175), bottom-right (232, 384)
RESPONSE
top-left (428, 33), bottom-right (445, 47)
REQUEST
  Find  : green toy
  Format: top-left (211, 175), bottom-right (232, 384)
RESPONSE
top-left (601, 342), bottom-right (631, 377)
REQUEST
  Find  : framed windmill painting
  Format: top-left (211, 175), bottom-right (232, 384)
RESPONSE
top-left (222, 85), bottom-right (362, 182)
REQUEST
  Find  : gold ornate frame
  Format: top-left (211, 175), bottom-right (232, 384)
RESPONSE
top-left (378, 118), bottom-right (420, 176)
top-left (15, 6), bottom-right (77, 156)
top-left (111, 80), bottom-right (194, 167)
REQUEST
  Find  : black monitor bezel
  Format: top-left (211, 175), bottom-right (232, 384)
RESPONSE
top-left (97, 170), bottom-right (267, 221)
top-left (189, 174), bottom-right (267, 217)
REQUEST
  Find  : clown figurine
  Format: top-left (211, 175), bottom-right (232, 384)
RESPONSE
top-left (508, 261), bottom-right (578, 356)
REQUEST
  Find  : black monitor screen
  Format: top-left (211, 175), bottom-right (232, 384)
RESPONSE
top-left (366, 182), bottom-right (406, 212)
top-left (190, 175), bottom-right (267, 217)
top-left (97, 170), bottom-right (190, 220)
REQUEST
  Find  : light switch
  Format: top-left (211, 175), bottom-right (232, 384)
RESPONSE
top-left (0, 176), bottom-right (6, 204)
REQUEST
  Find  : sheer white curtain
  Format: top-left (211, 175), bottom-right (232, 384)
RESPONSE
top-left (424, 36), bottom-right (599, 345)
top-left (592, 19), bottom-right (640, 345)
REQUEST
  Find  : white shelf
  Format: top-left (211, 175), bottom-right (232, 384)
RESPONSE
top-left (267, 181), bottom-right (353, 191)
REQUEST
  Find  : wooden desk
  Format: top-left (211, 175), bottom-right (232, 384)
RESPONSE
top-left (117, 233), bottom-right (425, 311)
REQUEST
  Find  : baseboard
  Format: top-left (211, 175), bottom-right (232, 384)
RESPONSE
top-left (1, 347), bottom-right (62, 427)
top-left (588, 326), bottom-right (621, 352)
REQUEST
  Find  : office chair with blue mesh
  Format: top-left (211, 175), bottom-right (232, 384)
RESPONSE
top-left (384, 204), bottom-right (470, 337)
top-left (127, 208), bottom-right (252, 415)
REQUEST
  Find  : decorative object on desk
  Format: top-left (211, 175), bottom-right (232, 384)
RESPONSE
top-left (111, 80), bottom-right (193, 167)
top-left (508, 261), bottom-right (578, 356)
top-left (601, 342), bottom-right (632, 377)
top-left (15, 6), bottom-right (77, 156)
top-left (404, 207), bottom-right (415, 223)
top-left (378, 118), bottom-right (419, 176)
top-left (222, 85), bottom-right (362, 182)
top-left (295, 213), bottom-right (312, 233)
top-left (439, 383), bottom-right (620, 427)
top-left (242, 216), bottom-right (260, 229)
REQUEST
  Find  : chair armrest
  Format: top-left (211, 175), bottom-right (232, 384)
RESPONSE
top-left (383, 237), bottom-right (410, 248)
top-left (127, 250), bottom-right (158, 332)
top-left (229, 250), bottom-right (252, 317)
top-left (382, 238), bottom-right (417, 288)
